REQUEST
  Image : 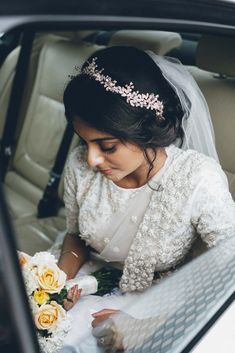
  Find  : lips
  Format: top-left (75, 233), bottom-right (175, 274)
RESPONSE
top-left (99, 169), bottom-right (113, 175)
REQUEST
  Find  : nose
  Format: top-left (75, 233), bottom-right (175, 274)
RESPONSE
top-left (87, 146), bottom-right (104, 168)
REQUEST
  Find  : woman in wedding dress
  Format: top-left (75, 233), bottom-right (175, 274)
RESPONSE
top-left (54, 46), bottom-right (235, 352)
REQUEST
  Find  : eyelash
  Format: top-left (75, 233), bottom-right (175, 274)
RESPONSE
top-left (80, 139), bottom-right (116, 154)
top-left (100, 145), bottom-right (116, 154)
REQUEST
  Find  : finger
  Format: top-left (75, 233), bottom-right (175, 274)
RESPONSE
top-left (67, 287), bottom-right (74, 298)
top-left (63, 299), bottom-right (72, 311)
top-left (91, 313), bottom-right (114, 328)
top-left (77, 288), bottom-right (82, 298)
top-left (64, 286), bottom-right (82, 310)
top-left (92, 314), bottom-right (115, 329)
top-left (72, 285), bottom-right (79, 294)
top-left (66, 293), bottom-right (73, 300)
top-left (70, 284), bottom-right (77, 295)
top-left (70, 287), bottom-right (81, 305)
top-left (92, 317), bottom-right (103, 328)
top-left (92, 309), bottom-right (115, 317)
top-left (74, 285), bottom-right (81, 294)
top-left (65, 291), bottom-right (75, 305)
top-left (92, 309), bottom-right (118, 317)
top-left (73, 287), bottom-right (81, 298)
top-left (69, 285), bottom-right (78, 297)
top-left (71, 285), bottom-right (76, 295)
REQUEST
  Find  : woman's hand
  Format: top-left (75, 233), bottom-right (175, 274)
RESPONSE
top-left (92, 309), bottom-right (124, 352)
top-left (91, 309), bottom-right (119, 327)
top-left (63, 285), bottom-right (82, 311)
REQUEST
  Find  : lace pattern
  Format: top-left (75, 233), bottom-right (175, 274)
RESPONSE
top-left (64, 145), bottom-right (142, 247)
top-left (64, 145), bottom-right (235, 293)
top-left (120, 151), bottom-right (235, 292)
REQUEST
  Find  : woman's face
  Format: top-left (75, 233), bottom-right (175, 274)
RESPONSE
top-left (73, 118), bottom-right (151, 186)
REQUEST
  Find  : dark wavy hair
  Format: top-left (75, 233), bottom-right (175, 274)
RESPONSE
top-left (63, 46), bottom-right (184, 180)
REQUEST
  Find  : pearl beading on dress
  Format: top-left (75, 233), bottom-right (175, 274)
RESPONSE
top-left (64, 145), bottom-right (235, 293)
top-left (119, 150), bottom-right (235, 292)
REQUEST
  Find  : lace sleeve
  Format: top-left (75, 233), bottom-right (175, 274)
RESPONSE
top-left (63, 157), bottom-right (79, 235)
top-left (191, 161), bottom-right (235, 247)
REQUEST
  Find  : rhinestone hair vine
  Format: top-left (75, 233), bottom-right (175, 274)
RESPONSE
top-left (79, 57), bottom-right (165, 121)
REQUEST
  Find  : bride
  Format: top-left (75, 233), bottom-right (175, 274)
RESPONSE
top-left (54, 46), bottom-right (235, 352)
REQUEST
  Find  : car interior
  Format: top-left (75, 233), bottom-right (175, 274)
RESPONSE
top-left (0, 28), bottom-right (235, 258)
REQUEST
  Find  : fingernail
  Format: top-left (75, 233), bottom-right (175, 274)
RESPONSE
top-left (92, 312), bottom-right (102, 317)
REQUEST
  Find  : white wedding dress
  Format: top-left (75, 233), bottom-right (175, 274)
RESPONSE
top-left (52, 144), bottom-right (235, 353)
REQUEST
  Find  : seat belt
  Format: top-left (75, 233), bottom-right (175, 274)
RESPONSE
top-left (0, 31), bottom-right (21, 67)
top-left (0, 30), bottom-right (35, 181)
top-left (37, 123), bottom-right (74, 218)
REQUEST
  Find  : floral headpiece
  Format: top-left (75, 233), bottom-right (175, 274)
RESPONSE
top-left (80, 57), bottom-right (165, 121)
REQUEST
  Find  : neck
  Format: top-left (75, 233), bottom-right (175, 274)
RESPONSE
top-left (115, 147), bottom-right (167, 189)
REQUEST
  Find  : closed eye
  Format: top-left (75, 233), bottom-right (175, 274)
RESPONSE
top-left (78, 136), bottom-right (117, 153)
top-left (100, 145), bottom-right (116, 154)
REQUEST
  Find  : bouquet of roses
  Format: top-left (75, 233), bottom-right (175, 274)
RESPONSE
top-left (18, 251), bottom-right (98, 353)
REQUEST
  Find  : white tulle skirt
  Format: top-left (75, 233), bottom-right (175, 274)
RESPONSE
top-left (62, 263), bottom-right (139, 353)
top-left (62, 292), bottom-right (125, 353)
top-left (50, 232), bottom-right (134, 353)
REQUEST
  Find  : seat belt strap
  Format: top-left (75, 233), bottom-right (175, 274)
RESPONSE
top-left (0, 30), bottom-right (35, 181)
top-left (37, 123), bottom-right (74, 218)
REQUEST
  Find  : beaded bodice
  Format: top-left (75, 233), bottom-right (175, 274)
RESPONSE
top-left (64, 145), bottom-right (235, 292)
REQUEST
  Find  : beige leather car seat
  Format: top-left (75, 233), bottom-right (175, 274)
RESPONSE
top-left (12, 30), bottom-right (184, 255)
top-left (3, 38), bottom-right (102, 219)
top-left (0, 33), bottom-right (67, 140)
top-left (0, 45), bottom-right (20, 137)
top-left (189, 35), bottom-right (235, 199)
top-left (108, 30), bottom-right (182, 55)
top-left (0, 31), bottom-right (99, 139)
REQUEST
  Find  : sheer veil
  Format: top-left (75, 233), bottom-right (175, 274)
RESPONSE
top-left (146, 51), bottom-right (219, 162)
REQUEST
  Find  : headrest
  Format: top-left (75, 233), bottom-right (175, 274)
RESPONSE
top-left (108, 30), bottom-right (182, 55)
top-left (196, 35), bottom-right (235, 76)
top-left (43, 31), bottom-right (99, 42)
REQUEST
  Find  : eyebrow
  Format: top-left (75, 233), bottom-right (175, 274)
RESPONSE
top-left (89, 137), bottom-right (117, 142)
top-left (76, 131), bottom-right (117, 143)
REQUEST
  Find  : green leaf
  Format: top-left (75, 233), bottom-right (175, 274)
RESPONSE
top-left (91, 267), bottom-right (122, 296)
top-left (48, 288), bottom-right (68, 305)
top-left (38, 329), bottom-right (52, 338)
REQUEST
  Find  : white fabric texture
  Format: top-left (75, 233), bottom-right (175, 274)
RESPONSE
top-left (58, 53), bottom-right (233, 353)
top-left (59, 143), bottom-right (235, 352)
top-left (64, 145), bottom-right (235, 282)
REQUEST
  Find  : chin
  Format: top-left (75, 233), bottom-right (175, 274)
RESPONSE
top-left (105, 173), bottom-right (124, 182)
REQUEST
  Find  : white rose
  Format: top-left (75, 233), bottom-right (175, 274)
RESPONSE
top-left (30, 252), bottom-right (57, 267)
top-left (22, 267), bottom-right (38, 295)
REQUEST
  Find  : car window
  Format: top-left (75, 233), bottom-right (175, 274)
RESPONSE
top-left (0, 22), bottom-right (235, 353)
top-left (90, 237), bottom-right (235, 353)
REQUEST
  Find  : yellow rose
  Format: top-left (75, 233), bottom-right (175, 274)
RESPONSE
top-left (33, 289), bottom-right (50, 305)
top-left (34, 301), bottom-right (65, 331)
top-left (36, 263), bottom-right (66, 294)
